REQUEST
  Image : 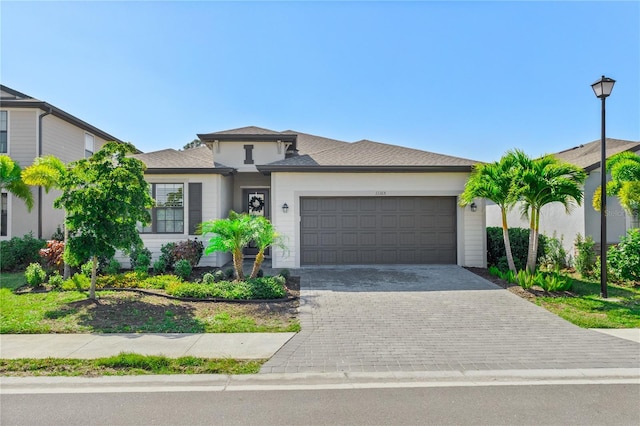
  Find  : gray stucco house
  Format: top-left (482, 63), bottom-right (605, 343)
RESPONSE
top-left (129, 126), bottom-right (486, 269)
top-left (486, 138), bottom-right (640, 256)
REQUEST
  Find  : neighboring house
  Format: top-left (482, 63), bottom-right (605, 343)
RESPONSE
top-left (130, 126), bottom-right (486, 269)
top-left (486, 138), bottom-right (640, 256)
top-left (0, 85), bottom-right (123, 240)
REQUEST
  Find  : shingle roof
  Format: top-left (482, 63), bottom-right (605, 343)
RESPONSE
top-left (285, 130), bottom-right (350, 155)
top-left (199, 126), bottom-right (296, 137)
top-left (131, 145), bottom-right (234, 174)
top-left (267, 139), bottom-right (478, 167)
top-left (553, 139), bottom-right (640, 171)
top-left (0, 84), bottom-right (124, 144)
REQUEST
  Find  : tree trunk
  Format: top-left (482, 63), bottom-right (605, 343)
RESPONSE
top-left (232, 248), bottom-right (244, 281)
top-left (63, 223), bottom-right (71, 280)
top-left (89, 255), bottom-right (98, 300)
top-left (250, 250), bottom-right (264, 279)
top-left (526, 208), bottom-right (538, 273)
top-left (501, 208), bottom-right (517, 273)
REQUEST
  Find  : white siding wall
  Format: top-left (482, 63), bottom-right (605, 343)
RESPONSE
top-left (115, 174), bottom-right (224, 268)
top-left (270, 172), bottom-right (485, 268)
top-left (213, 141), bottom-right (285, 172)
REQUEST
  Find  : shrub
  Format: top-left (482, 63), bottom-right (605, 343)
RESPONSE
top-left (50, 225), bottom-right (65, 241)
top-left (174, 259), bottom-right (192, 280)
top-left (574, 233), bottom-right (596, 277)
top-left (48, 271), bottom-right (64, 290)
top-left (159, 242), bottom-right (177, 270)
top-left (62, 273), bottom-right (91, 291)
top-left (540, 233), bottom-right (568, 270)
top-left (202, 273), bottom-right (216, 284)
top-left (607, 229), bottom-right (640, 283)
top-left (81, 261), bottom-right (93, 277)
top-left (515, 270), bottom-right (534, 289)
top-left (279, 268), bottom-right (291, 279)
top-left (39, 240), bottom-right (65, 274)
top-left (0, 233), bottom-right (47, 271)
top-left (172, 239), bottom-right (204, 268)
top-left (537, 271), bottom-right (573, 292)
top-left (96, 272), bottom-right (144, 289)
top-left (214, 270), bottom-right (225, 282)
top-left (153, 258), bottom-right (167, 274)
top-left (134, 254), bottom-right (151, 274)
top-left (487, 227), bottom-right (547, 271)
top-left (224, 267), bottom-right (235, 279)
top-left (488, 265), bottom-right (501, 277)
top-left (104, 258), bottom-right (121, 275)
top-left (25, 262), bottom-right (47, 287)
top-left (129, 246), bottom-right (152, 270)
top-left (166, 276), bottom-right (287, 300)
top-left (141, 274), bottom-right (182, 290)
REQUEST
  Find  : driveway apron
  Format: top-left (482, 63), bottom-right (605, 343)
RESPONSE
top-left (260, 266), bottom-right (640, 373)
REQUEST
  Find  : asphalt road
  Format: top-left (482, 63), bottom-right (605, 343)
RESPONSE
top-left (2, 383), bottom-right (639, 425)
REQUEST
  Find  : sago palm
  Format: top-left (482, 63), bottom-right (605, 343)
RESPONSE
top-left (516, 154), bottom-right (586, 273)
top-left (460, 152), bottom-right (521, 273)
top-left (0, 155), bottom-right (33, 211)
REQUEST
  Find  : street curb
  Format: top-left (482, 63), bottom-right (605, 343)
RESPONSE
top-left (2, 368), bottom-right (639, 394)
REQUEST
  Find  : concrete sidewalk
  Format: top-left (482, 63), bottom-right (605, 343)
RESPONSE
top-left (0, 333), bottom-right (296, 359)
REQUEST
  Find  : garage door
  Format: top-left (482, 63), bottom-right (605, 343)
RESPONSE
top-left (300, 196), bottom-right (457, 265)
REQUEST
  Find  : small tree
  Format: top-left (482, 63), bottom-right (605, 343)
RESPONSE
top-left (460, 152), bottom-right (521, 273)
top-left (200, 211), bottom-right (254, 281)
top-left (0, 155), bottom-right (33, 211)
top-left (54, 142), bottom-right (153, 299)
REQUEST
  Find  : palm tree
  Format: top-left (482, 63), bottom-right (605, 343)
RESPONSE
top-left (593, 151), bottom-right (640, 227)
top-left (460, 152), bottom-right (521, 273)
top-left (249, 216), bottom-right (285, 279)
top-left (22, 155), bottom-right (71, 277)
top-left (200, 211), bottom-right (255, 281)
top-left (516, 154), bottom-right (587, 273)
top-left (0, 155), bottom-right (34, 211)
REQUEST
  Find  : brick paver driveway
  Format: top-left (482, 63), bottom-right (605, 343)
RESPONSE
top-left (261, 265), bottom-right (640, 373)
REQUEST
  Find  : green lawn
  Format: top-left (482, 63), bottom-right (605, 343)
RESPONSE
top-left (0, 270), bottom-right (299, 334)
top-left (534, 278), bottom-right (640, 328)
top-left (0, 353), bottom-right (263, 376)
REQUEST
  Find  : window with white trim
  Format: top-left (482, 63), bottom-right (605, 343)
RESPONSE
top-left (138, 183), bottom-right (184, 234)
top-left (85, 133), bottom-right (94, 158)
top-left (0, 111), bottom-right (7, 153)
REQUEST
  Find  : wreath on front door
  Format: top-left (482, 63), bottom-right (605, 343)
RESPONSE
top-left (249, 195), bottom-right (265, 213)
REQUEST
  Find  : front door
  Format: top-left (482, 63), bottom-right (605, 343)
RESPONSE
top-left (242, 189), bottom-right (270, 256)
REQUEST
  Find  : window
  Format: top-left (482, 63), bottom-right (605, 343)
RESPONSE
top-left (0, 111), bottom-right (7, 153)
top-left (85, 133), bottom-right (94, 158)
top-left (139, 183), bottom-right (184, 234)
top-left (1, 193), bottom-right (7, 236)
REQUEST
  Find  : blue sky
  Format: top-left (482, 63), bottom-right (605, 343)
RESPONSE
top-left (1, 1), bottom-right (638, 162)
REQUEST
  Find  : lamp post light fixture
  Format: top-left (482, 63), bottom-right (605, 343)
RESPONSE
top-left (591, 75), bottom-right (616, 299)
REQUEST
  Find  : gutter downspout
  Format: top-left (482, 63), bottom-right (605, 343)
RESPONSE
top-left (37, 108), bottom-right (52, 238)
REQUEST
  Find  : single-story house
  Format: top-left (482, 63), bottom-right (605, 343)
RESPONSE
top-left (486, 138), bottom-right (640, 256)
top-left (128, 126), bottom-right (486, 269)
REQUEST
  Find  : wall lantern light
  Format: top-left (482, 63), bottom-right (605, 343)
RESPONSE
top-left (470, 202), bottom-right (477, 212)
top-left (282, 203), bottom-right (289, 213)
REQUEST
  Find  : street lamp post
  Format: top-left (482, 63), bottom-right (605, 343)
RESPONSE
top-left (591, 75), bottom-right (616, 299)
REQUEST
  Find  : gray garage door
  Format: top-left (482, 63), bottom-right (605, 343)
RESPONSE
top-left (300, 196), bottom-right (457, 265)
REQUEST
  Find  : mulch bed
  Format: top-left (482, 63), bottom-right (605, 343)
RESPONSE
top-left (464, 267), bottom-right (575, 300)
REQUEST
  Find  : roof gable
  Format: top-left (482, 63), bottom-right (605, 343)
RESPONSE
top-left (553, 139), bottom-right (640, 171)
